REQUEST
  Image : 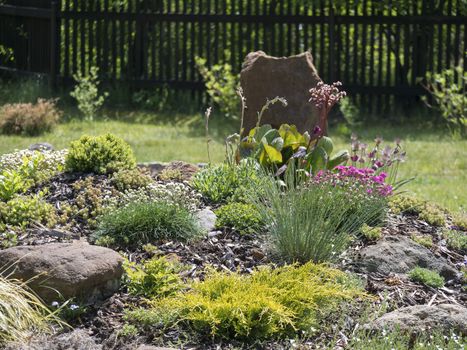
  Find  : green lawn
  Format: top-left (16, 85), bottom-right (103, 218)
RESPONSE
top-left (1, 118), bottom-right (465, 213)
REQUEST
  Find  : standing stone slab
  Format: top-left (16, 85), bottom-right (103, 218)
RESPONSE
top-left (0, 242), bottom-right (124, 304)
top-left (240, 51), bottom-right (321, 134)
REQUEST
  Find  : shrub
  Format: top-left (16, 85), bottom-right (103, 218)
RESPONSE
top-left (195, 57), bottom-right (239, 120)
top-left (410, 234), bottom-right (433, 248)
top-left (442, 229), bottom-right (467, 252)
top-left (215, 202), bottom-right (264, 235)
top-left (251, 170), bottom-right (388, 263)
top-left (93, 201), bottom-right (201, 249)
top-left (360, 224), bottom-right (382, 241)
top-left (191, 161), bottom-right (263, 204)
top-left (408, 267), bottom-right (444, 288)
top-left (0, 274), bottom-right (61, 344)
top-left (70, 66), bottom-right (108, 121)
top-left (123, 256), bottom-right (183, 298)
top-left (0, 99), bottom-right (61, 136)
top-left (65, 134), bottom-right (136, 174)
top-left (0, 194), bottom-right (57, 229)
top-left (127, 263), bottom-right (365, 341)
top-left (0, 169), bottom-right (33, 201)
top-left (111, 168), bottom-right (152, 191)
top-left (423, 65), bottom-right (466, 137)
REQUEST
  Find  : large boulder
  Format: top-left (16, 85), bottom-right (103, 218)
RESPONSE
top-left (0, 242), bottom-right (124, 304)
top-left (369, 304), bottom-right (467, 335)
top-left (357, 235), bottom-right (458, 280)
top-left (240, 51), bottom-right (321, 134)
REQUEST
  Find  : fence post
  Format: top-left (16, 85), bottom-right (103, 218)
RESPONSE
top-left (328, 1), bottom-right (335, 82)
top-left (49, 0), bottom-right (60, 90)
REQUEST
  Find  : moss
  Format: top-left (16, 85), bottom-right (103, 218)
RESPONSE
top-left (410, 234), bottom-right (433, 248)
top-left (408, 267), bottom-right (444, 288)
top-left (389, 195), bottom-right (424, 215)
top-left (418, 204), bottom-right (446, 227)
top-left (360, 224), bottom-right (382, 241)
top-left (442, 229), bottom-right (467, 252)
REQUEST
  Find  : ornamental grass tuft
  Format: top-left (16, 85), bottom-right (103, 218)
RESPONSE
top-left (93, 201), bottom-right (202, 249)
top-left (0, 274), bottom-right (62, 344)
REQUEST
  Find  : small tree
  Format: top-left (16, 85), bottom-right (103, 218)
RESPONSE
top-left (70, 66), bottom-right (108, 121)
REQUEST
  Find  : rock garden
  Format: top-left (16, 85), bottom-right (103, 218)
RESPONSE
top-left (0, 75), bottom-right (465, 350)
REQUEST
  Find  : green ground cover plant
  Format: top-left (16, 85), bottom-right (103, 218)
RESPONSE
top-left (410, 234), bottom-right (433, 248)
top-left (0, 194), bottom-right (57, 230)
top-left (408, 267), bottom-right (445, 288)
top-left (123, 256), bottom-right (183, 298)
top-left (125, 262), bottom-right (365, 341)
top-left (93, 201), bottom-right (201, 249)
top-left (65, 134), bottom-right (136, 174)
top-left (191, 161), bottom-right (262, 204)
top-left (214, 202), bottom-right (264, 235)
top-left (111, 168), bottom-right (152, 191)
top-left (360, 224), bottom-right (382, 241)
top-left (442, 229), bottom-right (467, 252)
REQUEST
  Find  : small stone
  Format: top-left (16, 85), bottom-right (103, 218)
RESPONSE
top-left (251, 248), bottom-right (266, 260)
top-left (208, 230), bottom-right (222, 238)
top-left (357, 235), bottom-right (458, 280)
top-left (369, 304), bottom-right (467, 335)
top-left (196, 208), bottom-right (217, 233)
top-left (0, 242), bottom-right (124, 304)
top-left (28, 142), bottom-right (54, 151)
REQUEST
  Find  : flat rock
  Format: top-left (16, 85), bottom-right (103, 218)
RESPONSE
top-left (369, 304), bottom-right (467, 335)
top-left (357, 235), bottom-right (458, 280)
top-left (240, 51), bottom-right (321, 134)
top-left (0, 242), bottom-right (124, 304)
top-left (196, 208), bottom-right (217, 233)
top-left (28, 142), bottom-right (54, 151)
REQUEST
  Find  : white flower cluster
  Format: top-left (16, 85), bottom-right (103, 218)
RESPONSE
top-left (108, 181), bottom-right (202, 212)
top-left (0, 149), bottom-right (68, 173)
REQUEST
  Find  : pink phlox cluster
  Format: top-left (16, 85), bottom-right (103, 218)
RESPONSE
top-left (314, 165), bottom-right (393, 197)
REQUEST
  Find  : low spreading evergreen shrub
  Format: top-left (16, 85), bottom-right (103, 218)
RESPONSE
top-left (125, 263), bottom-right (365, 341)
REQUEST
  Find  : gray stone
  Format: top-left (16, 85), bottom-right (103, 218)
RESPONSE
top-left (196, 208), bottom-right (217, 233)
top-left (0, 242), bottom-right (124, 304)
top-left (357, 235), bottom-right (458, 280)
top-left (240, 51), bottom-right (321, 134)
top-left (28, 142), bottom-right (54, 151)
top-left (5, 329), bottom-right (102, 350)
top-left (369, 304), bottom-right (467, 335)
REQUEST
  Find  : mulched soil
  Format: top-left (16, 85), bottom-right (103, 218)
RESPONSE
top-left (8, 172), bottom-right (466, 349)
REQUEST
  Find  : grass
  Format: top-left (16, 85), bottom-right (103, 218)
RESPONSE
top-left (0, 91), bottom-right (465, 212)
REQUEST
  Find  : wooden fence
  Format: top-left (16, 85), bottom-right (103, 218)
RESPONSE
top-left (0, 0), bottom-right (466, 114)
